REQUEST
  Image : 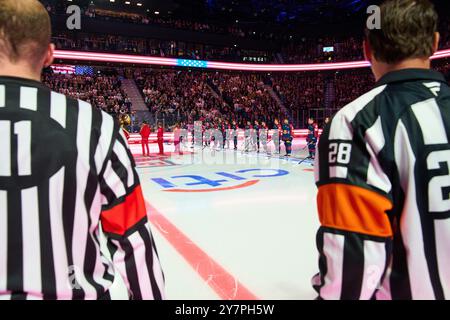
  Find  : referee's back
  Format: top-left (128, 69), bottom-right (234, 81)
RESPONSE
top-left (312, 0), bottom-right (450, 300)
top-left (0, 0), bottom-right (165, 300)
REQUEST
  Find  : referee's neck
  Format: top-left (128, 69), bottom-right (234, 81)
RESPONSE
top-left (373, 57), bottom-right (431, 82)
top-left (0, 63), bottom-right (42, 82)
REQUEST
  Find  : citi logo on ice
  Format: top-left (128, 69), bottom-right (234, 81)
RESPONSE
top-left (151, 169), bottom-right (289, 193)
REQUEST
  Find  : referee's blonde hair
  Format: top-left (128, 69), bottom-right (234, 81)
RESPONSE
top-left (0, 0), bottom-right (51, 65)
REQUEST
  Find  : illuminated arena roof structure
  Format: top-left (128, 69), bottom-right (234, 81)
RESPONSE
top-left (54, 48), bottom-right (450, 72)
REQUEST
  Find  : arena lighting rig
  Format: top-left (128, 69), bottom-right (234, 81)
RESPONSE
top-left (54, 48), bottom-right (450, 72)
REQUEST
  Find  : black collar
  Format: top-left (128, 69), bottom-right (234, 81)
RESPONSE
top-left (0, 75), bottom-right (47, 89)
top-left (376, 68), bottom-right (447, 87)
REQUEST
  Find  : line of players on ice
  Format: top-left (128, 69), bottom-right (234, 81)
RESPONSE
top-left (133, 117), bottom-right (329, 160)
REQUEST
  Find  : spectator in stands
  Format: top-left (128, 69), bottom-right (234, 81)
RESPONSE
top-left (42, 72), bottom-right (131, 120)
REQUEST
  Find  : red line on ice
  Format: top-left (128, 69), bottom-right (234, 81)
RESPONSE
top-left (164, 180), bottom-right (259, 193)
top-left (145, 201), bottom-right (259, 300)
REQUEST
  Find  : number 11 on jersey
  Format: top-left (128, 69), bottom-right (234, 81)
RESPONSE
top-left (0, 120), bottom-right (32, 177)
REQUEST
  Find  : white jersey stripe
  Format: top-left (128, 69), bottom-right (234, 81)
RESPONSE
top-left (19, 87), bottom-right (38, 111)
top-left (360, 240), bottom-right (386, 300)
top-left (103, 160), bottom-right (127, 199)
top-left (375, 262), bottom-right (393, 300)
top-left (108, 273), bottom-right (129, 300)
top-left (148, 224), bottom-right (165, 299)
top-left (129, 231), bottom-right (154, 299)
top-left (98, 225), bottom-right (128, 300)
top-left (89, 237), bottom-right (112, 293)
top-left (314, 142), bottom-right (320, 183)
top-left (0, 85), bottom-right (5, 107)
top-left (0, 191), bottom-right (7, 292)
top-left (48, 167), bottom-right (72, 299)
top-left (423, 82), bottom-right (441, 97)
top-left (0, 121), bottom-right (11, 176)
top-left (411, 98), bottom-right (448, 145)
top-left (329, 166), bottom-right (348, 179)
top-left (365, 116), bottom-right (386, 155)
top-left (50, 92), bottom-right (67, 128)
top-left (113, 142), bottom-right (135, 188)
top-left (88, 186), bottom-right (103, 233)
top-left (73, 100), bottom-right (97, 298)
top-left (21, 186), bottom-right (42, 295)
top-left (394, 120), bottom-right (435, 299)
top-left (98, 224), bottom-right (115, 277)
top-left (110, 240), bottom-right (131, 295)
top-left (15, 120), bottom-right (32, 176)
top-left (88, 186), bottom-right (112, 292)
top-left (320, 232), bottom-right (345, 300)
top-left (94, 111), bottom-right (114, 174)
top-left (365, 117), bottom-right (391, 193)
top-left (119, 129), bottom-right (131, 150)
top-left (329, 85), bottom-right (387, 140)
top-left (152, 250), bottom-right (165, 300)
top-left (434, 219), bottom-right (450, 299)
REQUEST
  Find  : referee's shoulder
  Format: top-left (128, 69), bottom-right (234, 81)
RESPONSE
top-left (62, 92), bottom-right (119, 132)
top-left (329, 84), bottom-right (389, 130)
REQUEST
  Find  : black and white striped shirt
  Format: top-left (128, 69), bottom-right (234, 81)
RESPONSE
top-left (0, 76), bottom-right (165, 300)
top-left (313, 68), bottom-right (450, 300)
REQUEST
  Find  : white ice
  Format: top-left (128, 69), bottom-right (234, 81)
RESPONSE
top-left (104, 138), bottom-right (321, 300)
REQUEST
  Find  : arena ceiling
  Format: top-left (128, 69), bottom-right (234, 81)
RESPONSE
top-left (60, 0), bottom-right (373, 23)
top-left (52, 0), bottom-right (449, 28)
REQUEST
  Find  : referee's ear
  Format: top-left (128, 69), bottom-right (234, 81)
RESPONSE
top-left (363, 39), bottom-right (372, 64)
top-left (432, 32), bottom-right (440, 55)
top-left (43, 43), bottom-right (55, 69)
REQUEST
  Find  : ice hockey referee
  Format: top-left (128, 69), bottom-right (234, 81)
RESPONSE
top-left (313, 0), bottom-right (450, 300)
top-left (0, 0), bottom-right (165, 300)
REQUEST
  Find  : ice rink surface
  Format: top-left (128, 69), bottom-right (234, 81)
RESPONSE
top-left (107, 138), bottom-right (321, 300)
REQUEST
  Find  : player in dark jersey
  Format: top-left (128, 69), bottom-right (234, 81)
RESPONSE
top-left (231, 120), bottom-right (238, 150)
top-left (313, 0), bottom-right (450, 300)
top-left (306, 118), bottom-right (317, 160)
top-left (221, 120), bottom-right (227, 149)
top-left (281, 119), bottom-right (293, 157)
top-left (0, 0), bottom-right (164, 300)
top-left (203, 120), bottom-right (211, 148)
top-left (260, 121), bottom-right (269, 154)
top-left (254, 120), bottom-right (260, 153)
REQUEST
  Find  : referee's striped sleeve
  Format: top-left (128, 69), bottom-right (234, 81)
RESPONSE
top-left (99, 129), bottom-right (165, 300)
top-left (312, 87), bottom-right (393, 300)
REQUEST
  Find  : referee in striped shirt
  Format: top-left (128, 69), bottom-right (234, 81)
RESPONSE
top-left (0, 0), bottom-right (165, 299)
top-left (313, 0), bottom-right (450, 299)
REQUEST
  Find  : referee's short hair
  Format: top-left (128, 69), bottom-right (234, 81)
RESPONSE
top-left (0, 0), bottom-right (51, 65)
top-left (366, 0), bottom-right (438, 64)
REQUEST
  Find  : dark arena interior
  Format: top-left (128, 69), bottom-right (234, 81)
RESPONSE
top-left (0, 0), bottom-right (450, 307)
